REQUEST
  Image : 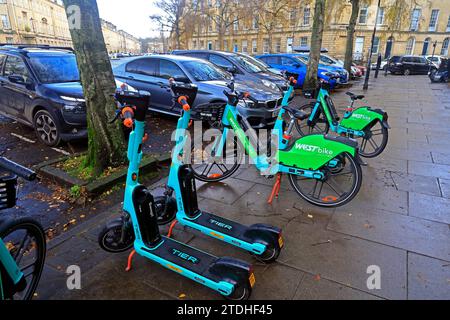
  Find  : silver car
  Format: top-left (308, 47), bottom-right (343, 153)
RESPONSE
top-left (113, 55), bottom-right (284, 128)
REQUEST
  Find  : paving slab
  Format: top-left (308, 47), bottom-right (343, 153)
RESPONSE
top-left (383, 170), bottom-right (441, 197)
top-left (438, 178), bottom-right (450, 198)
top-left (409, 192), bottom-right (450, 224)
top-left (365, 156), bottom-right (408, 173)
top-left (408, 253), bottom-right (450, 300)
top-left (431, 151), bottom-right (450, 166)
top-left (195, 177), bottom-right (255, 205)
top-left (408, 160), bottom-right (450, 180)
top-left (380, 147), bottom-right (432, 163)
top-left (330, 207), bottom-right (450, 262)
top-left (293, 274), bottom-right (382, 300)
top-left (281, 219), bottom-right (407, 300)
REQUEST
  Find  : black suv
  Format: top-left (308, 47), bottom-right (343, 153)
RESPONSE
top-left (0, 44), bottom-right (87, 146)
top-left (388, 55), bottom-right (436, 75)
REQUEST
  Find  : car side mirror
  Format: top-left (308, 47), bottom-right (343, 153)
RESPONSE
top-left (8, 75), bottom-right (27, 85)
top-left (226, 65), bottom-right (238, 75)
top-left (174, 76), bottom-right (190, 84)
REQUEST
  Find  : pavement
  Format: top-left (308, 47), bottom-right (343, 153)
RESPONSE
top-left (31, 75), bottom-right (450, 300)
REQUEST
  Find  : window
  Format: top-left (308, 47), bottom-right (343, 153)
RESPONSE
top-left (447, 15), bottom-right (450, 32)
top-left (377, 7), bottom-right (385, 25)
top-left (303, 7), bottom-right (310, 26)
top-left (1, 14), bottom-right (11, 29)
top-left (210, 54), bottom-right (233, 69)
top-left (290, 9), bottom-right (297, 25)
top-left (262, 56), bottom-right (279, 65)
top-left (0, 54), bottom-right (6, 74)
top-left (441, 38), bottom-right (449, 56)
top-left (181, 60), bottom-right (230, 82)
top-left (223, 40), bottom-right (228, 51)
top-left (280, 57), bottom-right (298, 67)
top-left (233, 18), bottom-right (239, 31)
top-left (300, 36), bottom-right (308, 47)
top-left (158, 60), bottom-right (186, 80)
top-left (30, 55), bottom-right (80, 84)
top-left (275, 39), bottom-right (281, 53)
top-left (192, 40), bottom-right (197, 49)
top-left (429, 9), bottom-right (439, 31)
top-left (372, 37), bottom-right (380, 54)
top-left (252, 39), bottom-right (257, 53)
top-left (242, 40), bottom-right (248, 53)
top-left (263, 39), bottom-right (269, 54)
top-left (410, 9), bottom-right (421, 31)
top-left (359, 6), bottom-right (368, 24)
top-left (126, 58), bottom-right (157, 76)
top-left (252, 16), bottom-right (259, 29)
top-left (4, 56), bottom-right (31, 82)
top-left (405, 37), bottom-right (415, 55)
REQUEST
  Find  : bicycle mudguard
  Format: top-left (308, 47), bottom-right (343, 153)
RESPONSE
top-left (340, 107), bottom-right (386, 131)
top-left (278, 134), bottom-right (357, 171)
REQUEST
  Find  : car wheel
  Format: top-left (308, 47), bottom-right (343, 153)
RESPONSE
top-left (404, 68), bottom-right (411, 76)
top-left (33, 110), bottom-right (61, 146)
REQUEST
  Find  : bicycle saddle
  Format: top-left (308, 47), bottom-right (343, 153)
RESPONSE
top-left (346, 92), bottom-right (365, 100)
top-left (284, 106), bottom-right (309, 121)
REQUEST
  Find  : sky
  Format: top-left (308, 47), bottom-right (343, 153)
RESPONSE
top-left (96, 0), bottom-right (162, 38)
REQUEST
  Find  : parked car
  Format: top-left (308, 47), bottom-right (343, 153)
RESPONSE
top-left (429, 57), bottom-right (449, 83)
top-left (388, 55), bottom-right (437, 75)
top-left (352, 63), bottom-right (366, 76)
top-left (256, 53), bottom-right (341, 89)
top-left (316, 54), bottom-right (361, 78)
top-left (426, 55), bottom-right (446, 69)
top-left (172, 50), bottom-right (290, 93)
top-left (113, 55), bottom-right (284, 128)
top-left (0, 44), bottom-right (138, 146)
top-left (371, 59), bottom-right (389, 71)
top-left (294, 53), bottom-right (349, 84)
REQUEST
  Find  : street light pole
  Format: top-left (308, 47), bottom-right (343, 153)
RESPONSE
top-left (363, 0), bottom-right (381, 90)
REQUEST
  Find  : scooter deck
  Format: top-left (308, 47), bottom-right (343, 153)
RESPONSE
top-left (180, 211), bottom-right (252, 243)
top-left (139, 236), bottom-right (221, 281)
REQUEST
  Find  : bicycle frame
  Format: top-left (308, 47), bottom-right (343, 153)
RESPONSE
top-left (308, 87), bottom-right (388, 137)
top-left (201, 84), bottom-right (356, 179)
top-left (0, 239), bottom-right (24, 299)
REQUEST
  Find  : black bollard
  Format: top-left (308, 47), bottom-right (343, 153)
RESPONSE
top-left (374, 54), bottom-right (382, 78)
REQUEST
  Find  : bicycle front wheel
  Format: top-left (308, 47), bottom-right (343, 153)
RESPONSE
top-left (288, 152), bottom-right (362, 207)
top-left (0, 218), bottom-right (46, 300)
top-left (295, 102), bottom-right (329, 136)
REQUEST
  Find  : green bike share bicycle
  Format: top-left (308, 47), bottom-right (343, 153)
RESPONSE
top-left (0, 157), bottom-right (46, 300)
top-left (295, 79), bottom-right (390, 158)
top-left (189, 76), bottom-right (365, 208)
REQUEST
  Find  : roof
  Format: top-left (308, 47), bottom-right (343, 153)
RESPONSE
top-left (0, 44), bottom-right (74, 57)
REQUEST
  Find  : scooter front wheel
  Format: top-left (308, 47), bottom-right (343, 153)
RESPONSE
top-left (288, 152), bottom-right (362, 208)
top-left (98, 217), bottom-right (135, 253)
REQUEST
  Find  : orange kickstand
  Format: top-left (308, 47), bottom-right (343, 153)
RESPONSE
top-left (167, 219), bottom-right (178, 238)
top-left (125, 249), bottom-right (136, 272)
top-left (268, 173), bottom-right (283, 204)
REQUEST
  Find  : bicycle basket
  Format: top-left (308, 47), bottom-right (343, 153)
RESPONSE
top-left (0, 175), bottom-right (18, 210)
top-left (191, 102), bottom-right (225, 122)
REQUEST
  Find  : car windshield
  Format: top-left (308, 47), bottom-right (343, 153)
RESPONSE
top-left (30, 54), bottom-right (80, 83)
top-left (181, 60), bottom-right (231, 82)
top-left (293, 56), bottom-right (308, 64)
top-left (229, 54), bottom-right (266, 73)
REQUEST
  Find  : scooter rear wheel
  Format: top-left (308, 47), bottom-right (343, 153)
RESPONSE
top-left (252, 242), bottom-right (281, 263)
top-left (224, 282), bottom-right (252, 301)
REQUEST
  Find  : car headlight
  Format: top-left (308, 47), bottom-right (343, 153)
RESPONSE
top-left (63, 103), bottom-right (85, 113)
top-left (60, 95), bottom-right (85, 103)
top-left (261, 79), bottom-right (278, 90)
top-left (238, 99), bottom-right (256, 108)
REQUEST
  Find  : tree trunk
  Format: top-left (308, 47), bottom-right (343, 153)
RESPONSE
top-left (304, 0), bottom-right (326, 90)
top-left (344, 0), bottom-right (360, 74)
top-left (63, 0), bottom-right (126, 177)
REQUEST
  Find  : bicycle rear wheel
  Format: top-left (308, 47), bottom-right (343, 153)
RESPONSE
top-left (295, 102), bottom-right (330, 136)
top-left (288, 152), bottom-right (362, 207)
top-left (0, 218), bottom-right (46, 300)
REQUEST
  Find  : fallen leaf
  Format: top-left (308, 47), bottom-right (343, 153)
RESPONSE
top-left (179, 293), bottom-right (186, 299)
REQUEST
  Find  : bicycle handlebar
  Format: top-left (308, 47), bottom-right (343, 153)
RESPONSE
top-left (0, 157), bottom-right (36, 181)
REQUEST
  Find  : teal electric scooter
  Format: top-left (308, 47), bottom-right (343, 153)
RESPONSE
top-left (98, 87), bottom-right (255, 300)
